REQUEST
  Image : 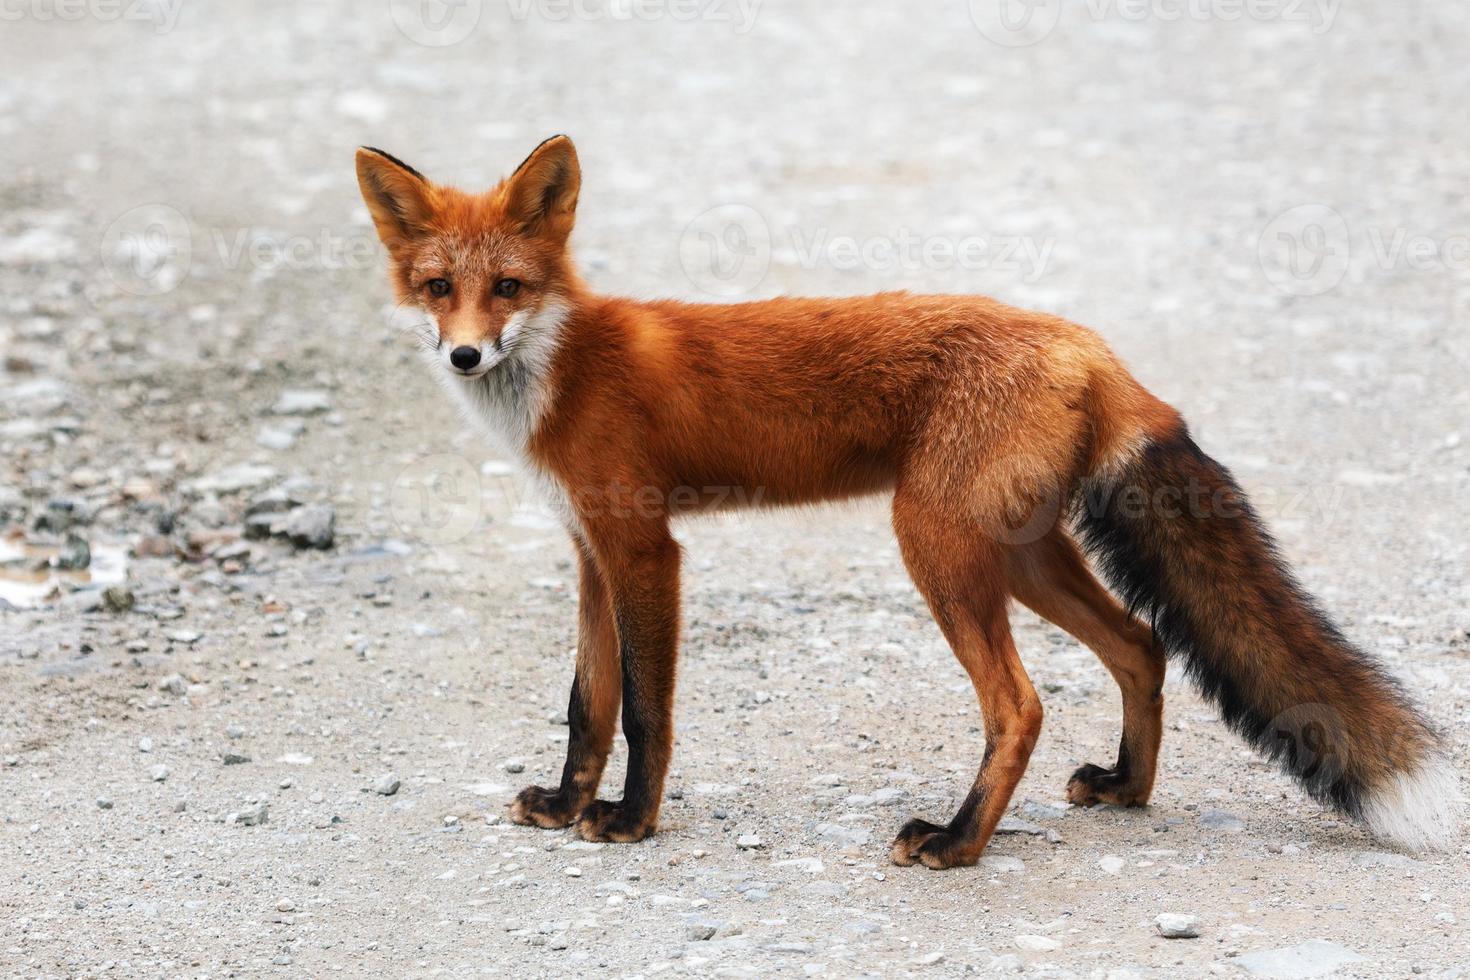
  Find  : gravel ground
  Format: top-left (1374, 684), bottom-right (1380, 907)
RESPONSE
top-left (3, 2), bottom-right (1469, 977)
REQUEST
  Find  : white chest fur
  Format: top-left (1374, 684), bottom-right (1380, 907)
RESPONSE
top-left (430, 302), bottom-right (577, 527)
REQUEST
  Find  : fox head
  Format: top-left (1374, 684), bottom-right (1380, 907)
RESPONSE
top-left (356, 135), bottom-right (582, 378)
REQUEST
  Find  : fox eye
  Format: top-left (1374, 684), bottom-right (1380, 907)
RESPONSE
top-left (426, 278), bottom-right (451, 297)
top-left (493, 278), bottom-right (520, 298)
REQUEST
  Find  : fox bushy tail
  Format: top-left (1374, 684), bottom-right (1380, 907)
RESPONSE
top-left (1073, 421), bottom-right (1458, 850)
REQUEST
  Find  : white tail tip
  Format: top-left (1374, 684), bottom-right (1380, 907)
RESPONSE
top-left (1360, 755), bottom-right (1462, 852)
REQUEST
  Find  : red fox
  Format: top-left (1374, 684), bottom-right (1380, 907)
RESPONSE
top-left (356, 136), bottom-right (1458, 869)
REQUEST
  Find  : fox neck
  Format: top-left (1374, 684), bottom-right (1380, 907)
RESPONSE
top-left (437, 299), bottom-right (570, 461)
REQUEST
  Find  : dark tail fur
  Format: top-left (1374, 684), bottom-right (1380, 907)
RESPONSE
top-left (1074, 422), bottom-right (1457, 849)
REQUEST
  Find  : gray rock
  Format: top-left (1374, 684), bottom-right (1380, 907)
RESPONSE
top-left (870, 787), bottom-right (907, 806)
top-left (158, 674), bottom-right (188, 696)
top-left (685, 920), bottom-right (720, 941)
top-left (256, 419), bottom-right (306, 451)
top-left (995, 815), bottom-right (1047, 837)
top-left (1018, 799), bottom-right (1069, 821)
top-left (245, 486), bottom-right (304, 516)
top-left (1232, 940), bottom-right (1367, 978)
top-left (222, 753), bottom-right (251, 766)
top-left (1351, 851), bottom-right (1418, 869)
top-left (149, 764), bottom-right (169, 782)
top-left (1199, 808), bottom-right (1244, 832)
top-left (243, 513), bottom-right (280, 540)
top-left (190, 463), bottom-right (278, 496)
top-left (55, 534), bottom-right (90, 570)
top-left (62, 589), bottom-right (104, 614)
top-left (96, 797), bottom-right (113, 810)
top-left (1154, 913), bottom-right (1199, 938)
top-left (373, 774), bottom-right (401, 796)
top-left (283, 504), bottom-right (335, 550)
top-left (237, 802), bottom-right (269, 826)
top-left (814, 822), bottom-right (871, 847)
top-left (736, 833), bottom-right (763, 849)
top-left (271, 389), bottom-right (332, 415)
top-left (102, 587), bottom-right (135, 613)
top-left (980, 854), bottom-right (1025, 873)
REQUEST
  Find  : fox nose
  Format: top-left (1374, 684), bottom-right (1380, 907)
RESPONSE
top-left (449, 346), bottom-right (481, 371)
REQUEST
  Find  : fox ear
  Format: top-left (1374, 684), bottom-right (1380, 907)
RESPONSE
top-left (503, 135), bottom-right (580, 243)
top-left (356, 147), bottom-right (435, 248)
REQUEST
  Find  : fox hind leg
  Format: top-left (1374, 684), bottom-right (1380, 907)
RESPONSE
top-left (1008, 529), bottom-right (1164, 807)
top-left (888, 484), bottom-right (1044, 870)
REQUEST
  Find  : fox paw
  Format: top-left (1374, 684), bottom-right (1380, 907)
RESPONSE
top-left (889, 817), bottom-right (979, 870)
top-left (1066, 763), bottom-right (1149, 807)
top-left (575, 799), bottom-right (655, 843)
top-left (509, 785), bottom-right (580, 829)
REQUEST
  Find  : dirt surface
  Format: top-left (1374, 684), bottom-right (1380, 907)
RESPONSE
top-left (2, 2), bottom-right (1468, 977)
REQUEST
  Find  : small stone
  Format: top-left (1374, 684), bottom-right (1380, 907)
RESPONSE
top-left (158, 674), bottom-right (188, 696)
top-left (102, 586), bottom-right (135, 613)
top-left (276, 898), bottom-right (296, 912)
top-left (1155, 913), bottom-right (1199, 938)
top-left (55, 533), bottom-right (91, 570)
top-left (1097, 854), bottom-right (1125, 875)
top-left (149, 764), bottom-right (169, 782)
top-left (814, 823), bottom-right (870, 847)
top-left (913, 951), bottom-right (945, 966)
top-left (225, 724), bottom-right (245, 739)
top-left (237, 802), bottom-right (268, 826)
top-left (190, 463), bottom-right (278, 495)
top-left (1014, 934), bottom-right (1061, 952)
top-left (685, 921), bottom-right (719, 942)
top-left (563, 866), bottom-right (582, 877)
top-left (272, 389), bottom-right (332, 416)
top-left (256, 422), bottom-right (304, 451)
top-left (503, 759), bottom-right (525, 774)
top-left (62, 590), bottom-right (103, 614)
top-left (1199, 808), bottom-right (1244, 832)
top-left (166, 629), bottom-right (202, 645)
top-left (283, 504), bottom-right (335, 550)
top-left (1352, 850), bottom-right (1418, 869)
top-left (1232, 940), bottom-right (1366, 978)
top-left (980, 855), bottom-right (1025, 874)
top-left (138, 737), bottom-right (154, 753)
top-left (373, 774), bottom-right (401, 796)
top-left (96, 797), bottom-right (113, 810)
top-left (736, 833), bottom-right (763, 850)
top-left (222, 753), bottom-right (251, 766)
